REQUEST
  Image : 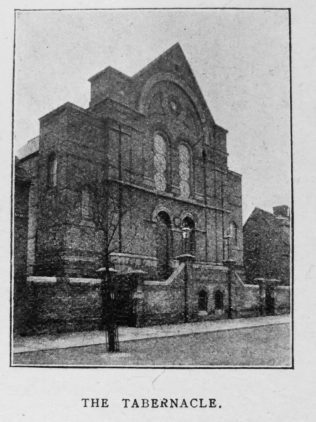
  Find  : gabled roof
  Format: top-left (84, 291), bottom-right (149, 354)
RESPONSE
top-left (89, 43), bottom-right (188, 81)
top-left (132, 43), bottom-right (216, 125)
top-left (132, 43), bottom-right (184, 78)
top-left (19, 44), bottom-right (222, 162)
top-left (244, 207), bottom-right (290, 229)
top-left (88, 44), bottom-right (187, 82)
top-left (16, 136), bottom-right (39, 160)
top-left (89, 65), bottom-right (131, 83)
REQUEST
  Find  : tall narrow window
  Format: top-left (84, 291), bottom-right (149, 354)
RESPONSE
top-left (156, 211), bottom-right (172, 279)
top-left (230, 221), bottom-right (238, 246)
top-left (154, 133), bottom-right (167, 192)
top-left (47, 153), bottom-right (57, 187)
top-left (81, 188), bottom-right (91, 219)
top-left (179, 144), bottom-right (190, 198)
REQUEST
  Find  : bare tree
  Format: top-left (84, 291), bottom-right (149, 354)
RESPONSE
top-left (79, 168), bottom-right (136, 352)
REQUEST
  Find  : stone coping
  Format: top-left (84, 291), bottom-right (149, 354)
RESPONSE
top-left (69, 278), bottom-right (101, 285)
top-left (111, 252), bottom-right (158, 261)
top-left (27, 276), bottom-right (102, 285)
top-left (193, 263), bottom-right (228, 271)
top-left (27, 276), bottom-right (57, 284)
top-left (234, 271), bottom-right (245, 287)
top-left (144, 262), bottom-right (185, 286)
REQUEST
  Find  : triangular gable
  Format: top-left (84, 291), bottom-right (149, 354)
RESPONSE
top-left (244, 207), bottom-right (280, 229)
top-left (132, 43), bottom-right (216, 125)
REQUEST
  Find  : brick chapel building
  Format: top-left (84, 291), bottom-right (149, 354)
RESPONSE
top-left (15, 44), bottom-right (244, 331)
top-left (243, 205), bottom-right (290, 286)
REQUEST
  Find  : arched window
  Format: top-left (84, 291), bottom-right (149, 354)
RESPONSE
top-left (214, 290), bottom-right (224, 310)
top-left (182, 216), bottom-right (195, 254)
top-left (156, 211), bottom-right (172, 279)
top-left (47, 153), bottom-right (57, 187)
top-left (153, 133), bottom-right (167, 192)
top-left (178, 144), bottom-right (191, 198)
top-left (230, 221), bottom-right (238, 246)
top-left (198, 290), bottom-right (208, 312)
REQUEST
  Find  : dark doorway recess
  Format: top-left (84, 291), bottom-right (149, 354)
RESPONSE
top-left (214, 290), bottom-right (224, 310)
top-left (265, 286), bottom-right (275, 316)
top-left (198, 290), bottom-right (208, 312)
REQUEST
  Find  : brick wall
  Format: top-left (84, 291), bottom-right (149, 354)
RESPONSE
top-left (23, 273), bottom-right (290, 335)
top-left (234, 285), bottom-right (261, 317)
top-left (275, 286), bottom-right (291, 314)
top-left (138, 263), bottom-right (230, 326)
top-left (142, 284), bottom-right (184, 325)
top-left (26, 280), bottom-right (102, 333)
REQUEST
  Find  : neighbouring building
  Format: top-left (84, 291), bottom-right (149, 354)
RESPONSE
top-left (243, 205), bottom-right (291, 286)
top-left (14, 159), bottom-right (32, 333)
top-left (15, 43), bottom-right (250, 332)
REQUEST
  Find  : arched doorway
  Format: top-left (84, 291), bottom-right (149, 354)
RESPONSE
top-left (198, 290), bottom-right (208, 312)
top-left (156, 211), bottom-right (172, 279)
top-left (182, 216), bottom-right (195, 254)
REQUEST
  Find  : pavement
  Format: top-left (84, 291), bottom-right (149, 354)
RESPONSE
top-left (13, 314), bottom-right (290, 354)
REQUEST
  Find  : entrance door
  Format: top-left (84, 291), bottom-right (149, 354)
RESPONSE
top-left (265, 286), bottom-right (275, 316)
top-left (115, 277), bottom-right (138, 326)
top-left (156, 211), bottom-right (172, 279)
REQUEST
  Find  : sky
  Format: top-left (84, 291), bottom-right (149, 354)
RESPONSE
top-left (14, 9), bottom-right (291, 221)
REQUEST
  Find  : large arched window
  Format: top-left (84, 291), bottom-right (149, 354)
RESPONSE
top-left (47, 153), bottom-right (57, 187)
top-left (182, 216), bottom-right (195, 254)
top-left (153, 133), bottom-right (167, 192)
top-left (179, 144), bottom-right (191, 198)
top-left (156, 211), bottom-right (172, 279)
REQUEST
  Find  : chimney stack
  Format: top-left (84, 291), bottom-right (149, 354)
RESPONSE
top-left (273, 205), bottom-right (290, 219)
